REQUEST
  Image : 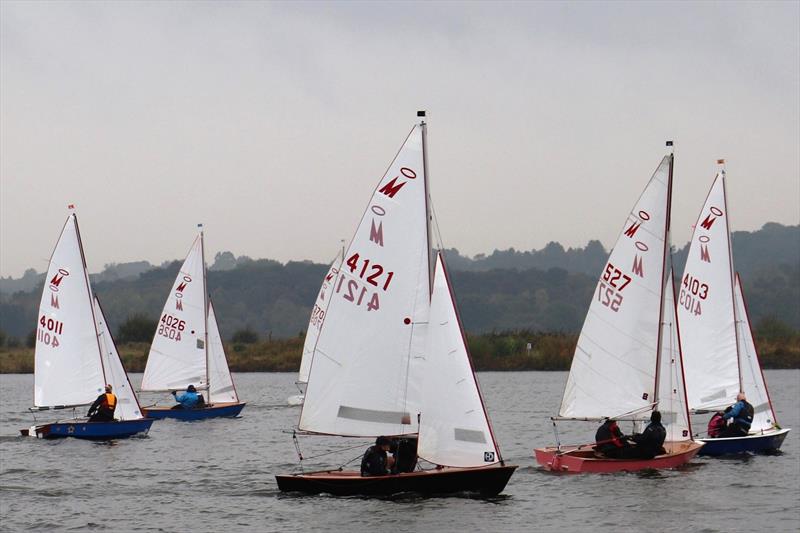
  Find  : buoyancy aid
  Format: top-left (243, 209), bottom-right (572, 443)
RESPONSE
top-left (101, 393), bottom-right (117, 411)
top-left (737, 401), bottom-right (754, 428)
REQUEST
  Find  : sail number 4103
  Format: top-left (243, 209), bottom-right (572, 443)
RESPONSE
top-left (679, 273), bottom-right (708, 316)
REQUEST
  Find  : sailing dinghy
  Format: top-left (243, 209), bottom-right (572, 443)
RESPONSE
top-left (534, 147), bottom-right (704, 472)
top-left (21, 209), bottom-right (153, 439)
top-left (287, 251), bottom-right (343, 406)
top-left (276, 113), bottom-right (516, 496)
top-left (140, 226), bottom-right (245, 420)
top-left (678, 162), bottom-right (790, 455)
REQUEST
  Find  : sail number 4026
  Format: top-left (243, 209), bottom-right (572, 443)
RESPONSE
top-left (597, 262), bottom-right (632, 312)
top-left (158, 313), bottom-right (185, 341)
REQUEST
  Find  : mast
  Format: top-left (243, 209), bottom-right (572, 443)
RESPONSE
top-left (419, 110), bottom-right (434, 297)
top-left (200, 223), bottom-right (210, 393)
top-left (653, 142), bottom-right (674, 407)
top-left (719, 160), bottom-right (744, 392)
top-left (73, 206), bottom-right (108, 386)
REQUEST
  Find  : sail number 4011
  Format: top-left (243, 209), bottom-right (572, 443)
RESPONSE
top-left (597, 262), bottom-right (632, 312)
top-left (38, 315), bottom-right (64, 347)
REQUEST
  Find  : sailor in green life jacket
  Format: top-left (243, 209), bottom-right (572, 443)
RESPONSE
top-left (718, 392), bottom-right (754, 437)
top-left (171, 385), bottom-right (206, 410)
top-left (87, 385), bottom-right (117, 422)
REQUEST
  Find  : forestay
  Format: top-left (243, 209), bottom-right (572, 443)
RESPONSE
top-left (657, 266), bottom-right (691, 441)
top-left (298, 251), bottom-right (343, 385)
top-left (207, 301), bottom-right (238, 404)
top-left (141, 235), bottom-right (208, 391)
top-left (417, 253), bottom-right (499, 467)
top-left (734, 275), bottom-right (777, 432)
top-left (559, 156), bottom-right (672, 419)
top-left (34, 214), bottom-right (106, 408)
top-left (299, 125), bottom-right (431, 437)
top-left (679, 173), bottom-right (740, 412)
top-left (94, 296), bottom-right (144, 420)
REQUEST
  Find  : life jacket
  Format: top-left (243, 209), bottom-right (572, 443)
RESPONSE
top-left (595, 421), bottom-right (624, 449)
top-left (101, 393), bottom-right (117, 411)
top-left (737, 401), bottom-right (754, 428)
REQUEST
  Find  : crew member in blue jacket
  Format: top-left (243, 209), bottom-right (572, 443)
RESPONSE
top-left (719, 393), bottom-right (753, 437)
top-left (171, 384), bottom-right (205, 409)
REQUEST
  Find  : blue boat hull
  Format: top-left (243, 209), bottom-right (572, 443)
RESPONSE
top-left (143, 402), bottom-right (246, 420)
top-left (22, 418), bottom-right (154, 440)
top-left (698, 428), bottom-right (790, 456)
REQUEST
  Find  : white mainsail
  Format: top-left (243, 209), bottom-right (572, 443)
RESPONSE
top-left (559, 156), bottom-right (673, 419)
top-left (94, 296), bottom-right (145, 420)
top-left (298, 251), bottom-right (343, 385)
top-left (734, 274), bottom-right (777, 432)
top-left (678, 172), bottom-right (740, 412)
top-left (141, 235), bottom-right (208, 392)
top-left (34, 213), bottom-right (106, 408)
top-left (657, 266), bottom-right (691, 442)
top-left (207, 300), bottom-right (238, 404)
top-left (417, 253), bottom-right (499, 467)
top-left (299, 124), bottom-right (431, 437)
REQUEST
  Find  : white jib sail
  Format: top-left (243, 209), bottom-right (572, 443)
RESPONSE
top-left (658, 266), bottom-right (691, 442)
top-left (94, 296), bottom-right (144, 420)
top-left (417, 253), bottom-right (499, 467)
top-left (298, 251), bottom-right (343, 385)
top-left (141, 235), bottom-right (208, 391)
top-left (299, 124), bottom-right (431, 437)
top-left (559, 156), bottom-right (672, 419)
top-left (679, 173), bottom-right (740, 412)
top-left (734, 275), bottom-right (777, 432)
top-left (34, 213), bottom-right (106, 408)
top-left (207, 301), bottom-right (238, 404)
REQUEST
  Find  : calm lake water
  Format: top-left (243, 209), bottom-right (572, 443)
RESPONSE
top-left (1, 371), bottom-right (798, 532)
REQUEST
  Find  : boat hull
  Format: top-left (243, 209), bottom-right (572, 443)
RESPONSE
top-left (697, 428), bottom-right (790, 456)
top-left (534, 441), bottom-right (704, 473)
top-left (20, 418), bottom-right (154, 440)
top-left (276, 464), bottom-right (517, 497)
top-left (142, 402), bottom-right (246, 420)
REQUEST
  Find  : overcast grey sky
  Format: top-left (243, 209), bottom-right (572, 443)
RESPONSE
top-left (1, 1), bottom-right (798, 277)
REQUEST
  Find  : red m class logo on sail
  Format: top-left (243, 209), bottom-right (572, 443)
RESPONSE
top-left (624, 210), bottom-right (650, 239)
top-left (48, 268), bottom-right (70, 308)
top-left (174, 275), bottom-right (192, 311)
top-left (700, 206), bottom-right (723, 230)
top-left (378, 167), bottom-right (417, 199)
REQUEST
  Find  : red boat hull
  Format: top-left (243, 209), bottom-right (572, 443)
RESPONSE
top-left (276, 464), bottom-right (517, 497)
top-left (534, 441), bottom-right (704, 473)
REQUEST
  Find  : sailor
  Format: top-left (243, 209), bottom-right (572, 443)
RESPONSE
top-left (627, 410), bottom-right (667, 459)
top-left (707, 408), bottom-right (729, 438)
top-left (360, 436), bottom-right (396, 476)
top-left (719, 393), bottom-right (754, 437)
top-left (594, 418), bottom-right (629, 458)
top-left (87, 384), bottom-right (117, 422)
top-left (171, 384), bottom-right (202, 409)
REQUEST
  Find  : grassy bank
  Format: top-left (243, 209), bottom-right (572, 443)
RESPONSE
top-left (2, 330), bottom-right (798, 373)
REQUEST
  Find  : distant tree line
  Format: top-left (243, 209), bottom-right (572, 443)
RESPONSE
top-left (1, 223), bottom-right (797, 345)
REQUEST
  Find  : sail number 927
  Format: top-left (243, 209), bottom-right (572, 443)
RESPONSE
top-left (597, 262), bottom-right (632, 312)
top-left (158, 313), bottom-right (186, 341)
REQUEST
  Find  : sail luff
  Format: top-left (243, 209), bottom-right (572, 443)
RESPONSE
top-left (200, 226), bottom-right (210, 395)
top-left (420, 115), bottom-right (434, 297)
top-left (73, 213), bottom-right (107, 386)
top-left (652, 153), bottom-right (674, 406)
top-left (720, 171), bottom-right (744, 391)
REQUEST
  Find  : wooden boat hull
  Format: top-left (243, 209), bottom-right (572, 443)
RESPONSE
top-left (534, 441), bottom-right (704, 473)
top-left (142, 402), bottom-right (245, 420)
top-left (276, 464), bottom-right (517, 497)
top-left (697, 427), bottom-right (790, 456)
top-left (20, 418), bottom-right (154, 440)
